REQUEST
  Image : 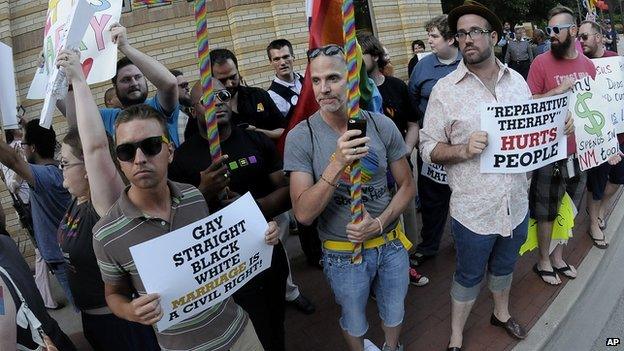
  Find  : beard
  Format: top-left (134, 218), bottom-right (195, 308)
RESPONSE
top-left (116, 86), bottom-right (148, 107)
top-left (462, 44), bottom-right (492, 65)
top-left (550, 34), bottom-right (573, 59)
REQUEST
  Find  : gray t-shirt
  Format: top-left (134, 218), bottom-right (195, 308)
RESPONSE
top-left (284, 111), bottom-right (406, 242)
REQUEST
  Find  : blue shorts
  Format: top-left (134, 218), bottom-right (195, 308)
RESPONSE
top-left (451, 214), bottom-right (528, 301)
top-left (586, 143), bottom-right (624, 200)
top-left (322, 239), bottom-right (409, 337)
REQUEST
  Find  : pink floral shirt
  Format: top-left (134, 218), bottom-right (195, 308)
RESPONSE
top-left (419, 59), bottom-right (530, 236)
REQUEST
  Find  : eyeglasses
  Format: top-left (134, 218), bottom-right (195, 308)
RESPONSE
top-left (545, 24), bottom-right (575, 36)
top-left (578, 32), bottom-right (599, 41)
top-left (306, 44), bottom-right (345, 61)
top-left (178, 82), bottom-right (189, 90)
top-left (454, 28), bottom-right (492, 41)
top-left (59, 161), bottom-right (84, 171)
top-left (115, 135), bottom-right (169, 162)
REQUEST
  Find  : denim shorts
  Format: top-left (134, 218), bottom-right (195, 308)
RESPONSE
top-left (322, 239), bottom-right (409, 337)
top-left (451, 214), bottom-right (528, 301)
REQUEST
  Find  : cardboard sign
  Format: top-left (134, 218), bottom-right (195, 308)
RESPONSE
top-left (0, 43), bottom-right (19, 129)
top-left (130, 192), bottom-right (273, 331)
top-left (480, 94), bottom-right (569, 173)
top-left (591, 57), bottom-right (624, 134)
top-left (420, 162), bottom-right (448, 184)
top-left (39, 0), bottom-right (96, 128)
top-left (27, 0), bottom-right (122, 100)
top-left (570, 75), bottom-right (620, 171)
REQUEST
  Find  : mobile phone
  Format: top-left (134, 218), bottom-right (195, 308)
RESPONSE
top-left (347, 119), bottom-right (367, 139)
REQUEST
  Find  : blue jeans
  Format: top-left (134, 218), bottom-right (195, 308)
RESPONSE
top-left (451, 214), bottom-right (528, 302)
top-left (49, 261), bottom-right (74, 307)
top-left (322, 239), bottom-right (409, 337)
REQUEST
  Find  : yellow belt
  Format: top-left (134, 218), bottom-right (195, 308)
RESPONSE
top-left (323, 222), bottom-right (413, 252)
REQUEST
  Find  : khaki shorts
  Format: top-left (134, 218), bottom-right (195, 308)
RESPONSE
top-left (230, 321), bottom-right (263, 351)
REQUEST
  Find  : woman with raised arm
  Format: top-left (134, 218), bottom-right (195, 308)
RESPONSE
top-left (54, 49), bottom-right (160, 350)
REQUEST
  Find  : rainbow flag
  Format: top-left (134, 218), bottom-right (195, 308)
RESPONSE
top-left (132, 0), bottom-right (171, 6)
top-left (277, 0), bottom-right (381, 155)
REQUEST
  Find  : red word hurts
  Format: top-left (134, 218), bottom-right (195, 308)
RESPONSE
top-left (500, 128), bottom-right (557, 151)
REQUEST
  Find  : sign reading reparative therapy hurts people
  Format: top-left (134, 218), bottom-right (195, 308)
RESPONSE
top-left (480, 94), bottom-right (569, 173)
top-left (130, 193), bottom-right (273, 331)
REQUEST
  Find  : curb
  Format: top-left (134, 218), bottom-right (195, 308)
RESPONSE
top-left (513, 189), bottom-right (624, 351)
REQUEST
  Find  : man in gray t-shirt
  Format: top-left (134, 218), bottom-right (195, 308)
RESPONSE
top-left (283, 45), bottom-right (416, 351)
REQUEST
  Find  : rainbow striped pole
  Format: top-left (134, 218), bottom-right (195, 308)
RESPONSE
top-left (194, 0), bottom-right (221, 162)
top-left (342, 0), bottom-right (364, 264)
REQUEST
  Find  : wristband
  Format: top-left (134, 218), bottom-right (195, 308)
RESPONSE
top-left (320, 175), bottom-right (338, 188)
top-left (374, 217), bottom-right (383, 235)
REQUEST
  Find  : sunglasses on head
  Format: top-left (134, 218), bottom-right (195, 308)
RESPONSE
top-left (115, 135), bottom-right (169, 162)
top-left (306, 44), bottom-right (345, 61)
top-left (545, 24), bottom-right (575, 36)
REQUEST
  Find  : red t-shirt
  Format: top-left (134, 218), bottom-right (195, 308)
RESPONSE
top-left (527, 51), bottom-right (597, 154)
top-left (601, 50), bottom-right (619, 57)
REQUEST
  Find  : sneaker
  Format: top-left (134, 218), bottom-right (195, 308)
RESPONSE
top-left (364, 339), bottom-right (381, 351)
top-left (409, 252), bottom-right (430, 267)
top-left (382, 343), bottom-right (404, 351)
top-left (409, 267), bottom-right (429, 287)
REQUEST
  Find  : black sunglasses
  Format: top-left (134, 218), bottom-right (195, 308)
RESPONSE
top-left (306, 44), bottom-right (345, 61)
top-left (115, 135), bottom-right (169, 162)
top-left (201, 89), bottom-right (231, 107)
top-left (578, 33), bottom-right (598, 41)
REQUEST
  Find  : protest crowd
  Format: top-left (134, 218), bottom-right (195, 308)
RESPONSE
top-left (0, 0), bottom-right (623, 350)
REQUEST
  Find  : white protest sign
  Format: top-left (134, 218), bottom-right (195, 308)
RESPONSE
top-left (0, 43), bottom-right (19, 129)
top-left (39, 0), bottom-right (96, 129)
top-left (480, 94), bottom-right (569, 173)
top-left (420, 162), bottom-right (448, 184)
top-left (570, 75), bottom-right (620, 171)
top-left (591, 57), bottom-right (624, 134)
top-left (130, 192), bottom-right (273, 332)
top-left (27, 0), bottom-right (122, 100)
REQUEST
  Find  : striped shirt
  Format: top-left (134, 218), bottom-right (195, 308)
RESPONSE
top-left (93, 181), bottom-right (248, 351)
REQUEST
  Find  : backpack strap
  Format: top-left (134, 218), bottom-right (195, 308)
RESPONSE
top-left (305, 118), bottom-right (316, 179)
top-left (0, 267), bottom-right (44, 348)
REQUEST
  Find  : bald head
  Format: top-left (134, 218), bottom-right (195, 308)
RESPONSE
top-left (104, 87), bottom-right (122, 109)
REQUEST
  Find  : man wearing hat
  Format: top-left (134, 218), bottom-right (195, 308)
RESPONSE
top-left (420, 1), bottom-right (572, 349)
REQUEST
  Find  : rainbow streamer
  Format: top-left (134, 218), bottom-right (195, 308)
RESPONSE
top-left (343, 0), bottom-right (364, 264)
top-left (132, 0), bottom-right (172, 6)
top-left (194, 0), bottom-right (221, 162)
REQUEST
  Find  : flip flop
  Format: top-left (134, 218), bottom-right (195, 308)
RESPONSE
top-left (587, 231), bottom-right (609, 250)
top-left (553, 263), bottom-right (576, 279)
top-left (598, 217), bottom-right (607, 230)
top-left (532, 264), bottom-right (561, 285)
